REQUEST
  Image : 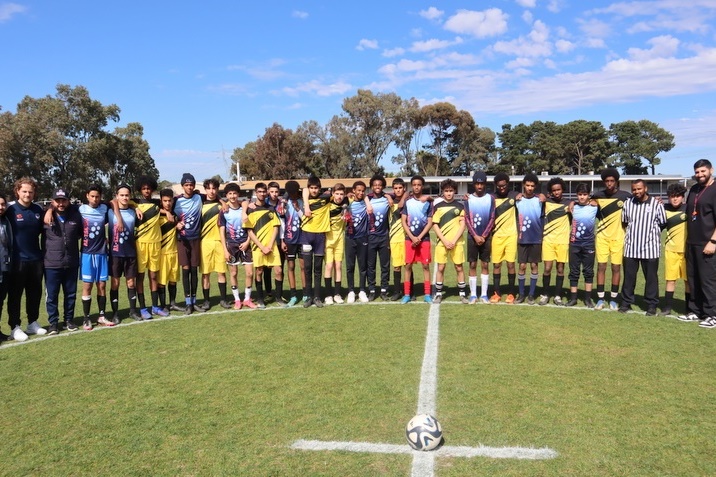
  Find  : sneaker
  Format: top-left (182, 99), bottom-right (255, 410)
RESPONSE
top-left (256, 300), bottom-right (266, 309)
top-left (645, 308), bottom-right (657, 316)
top-left (553, 296), bottom-right (564, 306)
top-left (433, 294), bottom-right (442, 304)
top-left (243, 299), bottom-right (258, 309)
top-left (699, 317), bottom-right (716, 328)
top-left (347, 291), bottom-right (356, 304)
top-left (83, 319), bottom-right (93, 330)
top-left (513, 294), bottom-right (525, 304)
top-left (198, 301), bottom-right (211, 312)
top-left (505, 294), bottom-right (515, 304)
top-left (98, 315), bottom-right (115, 327)
top-left (594, 299), bottom-right (605, 310)
top-left (584, 297), bottom-right (595, 309)
top-left (401, 295), bottom-right (411, 304)
top-left (658, 307), bottom-right (672, 316)
top-left (489, 292), bottom-right (501, 303)
top-left (324, 296), bottom-right (334, 305)
top-left (11, 326), bottom-right (28, 342)
top-left (285, 296), bottom-right (298, 308)
top-left (390, 291), bottom-right (403, 301)
top-left (677, 312), bottom-right (700, 322)
top-left (538, 295), bottom-right (549, 306)
top-left (140, 308), bottom-right (153, 320)
top-left (26, 320), bottom-right (47, 335)
top-left (565, 298), bottom-right (578, 307)
top-left (219, 300), bottom-right (233, 309)
top-left (358, 291), bottom-right (369, 303)
top-left (234, 300), bottom-right (242, 310)
top-left (526, 295), bottom-right (535, 305)
top-left (460, 295), bottom-right (469, 304)
top-left (170, 302), bottom-right (185, 312)
top-left (609, 300), bottom-right (619, 311)
top-left (333, 294), bottom-right (344, 304)
top-left (48, 323), bottom-right (59, 336)
top-left (618, 305), bottom-right (632, 314)
top-left (65, 320), bottom-right (78, 332)
top-left (468, 295), bottom-right (478, 305)
top-left (380, 291), bottom-right (389, 301)
top-left (313, 297), bottom-right (324, 308)
top-left (480, 295), bottom-right (490, 304)
top-left (368, 291), bottom-right (376, 302)
top-left (424, 295), bottom-right (433, 304)
top-left (152, 306), bottom-right (170, 317)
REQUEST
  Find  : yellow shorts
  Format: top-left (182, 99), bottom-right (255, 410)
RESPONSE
top-left (390, 240), bottom-right (405, 268)
top-left (137, 242), bottom-right (161, 274)
top-left (253, 245), bottom-right (281, 268)
top-left (542, 242), bottom-right (569, 263)
top-left (158, 252), bottom-right (179, 286)
top-left (664, 250), bottom-right (687, 281)
top-left (491, 234), bottom-right (517, 264)
top-left (596, 236), bottom-right (624, 265)
top-left (325, 231), bottom-right (345, 263)
top-left (201, 240), bottom-right (226, 274)
top-left (434, 239), bottom-right (466, 265)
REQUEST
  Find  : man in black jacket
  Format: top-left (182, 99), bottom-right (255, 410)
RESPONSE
top-left (43, 188), bottom-right (83, 334)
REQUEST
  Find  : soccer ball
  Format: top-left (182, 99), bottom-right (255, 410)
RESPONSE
top-left (405, 414), bottom-right (443, 451)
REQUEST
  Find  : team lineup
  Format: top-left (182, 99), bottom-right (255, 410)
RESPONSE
top-left (1, 158), bottom-right (714, 342)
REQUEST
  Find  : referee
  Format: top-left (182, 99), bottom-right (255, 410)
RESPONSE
top-left (619, 179), bottom-right (666, 315)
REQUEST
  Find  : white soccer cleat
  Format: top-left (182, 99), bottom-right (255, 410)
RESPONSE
top-left (26, 321), bottom-right (47, 335)
top-left (333, 294), bottom-right (344, 304)
top-left (358, 291), bottom-right (369, 303)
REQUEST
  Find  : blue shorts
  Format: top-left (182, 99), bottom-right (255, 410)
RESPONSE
top-left (81, 253), bottom-right (109, 283)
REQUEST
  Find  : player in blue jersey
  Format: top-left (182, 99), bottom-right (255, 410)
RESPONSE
top-left (566, 183), bottom-right (598, 307)
top-left (464, 171), bottom-right (495, 304)
top-left (401, 176), bottom-right (434, 304)
top-left (219, 182), bottom-right (256, 309)
top-left (366, 175), bottom-right (394, 301)
top-left (282, 180), bottom-right (306, 307)
top-left (173, 173), bottom-right (203, 314)
top-left (345, 181), bottom-right (370, 303)
top-left (515, 173), bottom-right (545, 304)
top-left (108, 184), bottom-right (140, 323)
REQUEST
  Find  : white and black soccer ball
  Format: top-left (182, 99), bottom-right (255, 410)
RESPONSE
top-left (405, 414), bottom-right (443, 451)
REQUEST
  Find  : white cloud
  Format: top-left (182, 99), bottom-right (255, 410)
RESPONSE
top-left (505, 57), bottom-right (535, 69)
top-left (444, 8), bottom-right (509, 38)
top-left (207, 83), bottom-right (251, 96)
top-left (516, 0), bottom-right (536, 7)
top-left (356, 38), bottom-right (379, 51)
top-left (227, 59), bottom-right (287, 81)
top-left (522, 11), bottom-right (533, 24)
top-left (627, 35), bottom-right (679, 61)
top-left (292, 10), bottom-right (308, 19)
top-left (419, 7), bottom-right (444, 21)
top-left (282, 80), bottom-right (353, 97)
top-left (555, 39), bottom-right (575, 53)
top-left (492, 20), bottom-right (552, 57)
top-left (378, 59), bottom-right (429, 75)
top-left (547, 0), bottom-right (563, 13)
top-left (0, 2), bottom-right (26, 22)
top-left (382, 47), bottom-right (405, 58)
top-left (410, 37), bottom-right (463, 53)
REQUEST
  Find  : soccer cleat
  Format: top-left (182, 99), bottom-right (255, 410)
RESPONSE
top-left (83, 319), bottom-right (93, 331)
top-left (424, 295), bottom-right (433, 304)
top-left (645, 308), bottom-right (657, 316)
top-left (538, 295), bottom-right (549, 306)
top-left (677, 312), bottom-right (700, 322)
top-left (358, 291), bottom-right (369, 303)
top-left (285, 296), bottom-right (298, 308)
top-left (658, 307), bottom-right (672, 316)
top-left (140, 308), bottom-right (153, 320)
top-left (594, 299), bottom-right (605, 310)
top-left (618, 305), bottom-right (631, 314)
top-left (480, 295), bottom-right (490, 304)
top-left (65, 320), bottom-right (78, 332)
top-left (584, 297), bottom-right (595, 309)
top-left (313, 297), bottom-right (324, 308)
top-left (302, 295), bottom-right (310, 303)
top-left (129, 310), bottom-right (142, 321)
top-left (699, 317), bottom-right (716, 328)
top-left (333, 294), bottom-right (344, 304)
top-left (234, 300), bottom-right (242, 310)
top-left (273, 296), bottom-right (288, 306)
top-left (489, 292), bottom-right (501, 303)
top-left (98, 315), bottom-right (115, 327)
top-left (219, 300), bottom-right (233, 309)
top-left (368, 291), bottom-right (377, 302)
top-left (170, 302), bottom-right (185, 312)
top-left (609, 301), bottom-right (619, 311)
top-left (48, 323), bottom-right (59, 336)
top-left (198, 301), bottom-right (211, 312)
top-left (26, 321), bottom-right (47, 336)
top-left (401, 295), bottom-right (411, 304)
top-left (460, 295), bottom-right (469, 304)
top-left (505, 294), bottom-right (515, 304)
top-left (526, 295), bottom-right (535, 305)
top-left (303, 299), bottom-right (312, 308)
top-left (565, 298), bottom-right (578, 307)
top-left (11, 326), bottom-right (28, 342)
top-left (242, 299), bottom-right (258, 310)
top-left (256, 300), bottom-right (266, 309)
top-left (152, 306), bottom-right (170, 317)
top-left (390, 291), bottom-right (403, 301)
top-left (468, 295), bottom-right (478, 305)
top-left (323, 296), bottom-right (334, 305)
top-left (346, 291), bottom-right (356, 304)
top-left (553, 296), bottom-right (564, 306)
top-left (513, 294), bottom-right (525, 304)
top-left (380, 291), bottom-right (389, 301)
top-left (433, 294), bottom-right (442, 304)
top-left (184, 305), bottom-right (193, 316)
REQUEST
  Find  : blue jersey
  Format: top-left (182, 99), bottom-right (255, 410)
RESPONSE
top-left (173, 194), bottom-right (203, 240)
top-left (465, 193), bottom-right (495, 238)
top-left (346, 198), bottom-right (369, 239)
top-left (108, 208), bottom-right (137, 257)
top-left (219, 206), bottom-right (248, 245)
top-left (402, 197), bottom-right (433, 241)
top-left (571, 204), bottom-right (598, 245)
top-left (516, 196), bottom-right (543, 244)
top-left (79, 203), bottom-right (109, 255)
top-left (368, 193), bottom-right (390, 237)
top-left (283, 197), bottom-right (303, 245)
top-left (7, 202), bottom-right (43, 262)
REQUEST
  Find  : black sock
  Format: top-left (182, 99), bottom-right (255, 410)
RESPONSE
top-left (665, 291), bottom-right (674, 308)
top-left (82, 297), bottom-right (92, 318)
top-left (555, 275), bottom-right (564, 298)
top-left (137, 292), bottom-right (146, 310)
top-left (110, 289), bottom-right (119, 313)
top-left (219, 282), bottom-right (227, 301)
top-left (127, 287), bottom-right (137, 312)
top-left (150, 290), bottom-right (159, 308)
top-left (169, 283), bottom-right (177, 304)
top-left (393, 270), bottom-right (401, 292)
top-left (493, 273), bottom-right (502, 295)
top-left (203, 287), bottom-right (210, 302)
top-left (98, 295), bottom-right (106, 314)
top-left (507, 273), bottom-right (516, 295)
top-left (334, 281), bottom-right (341, 295)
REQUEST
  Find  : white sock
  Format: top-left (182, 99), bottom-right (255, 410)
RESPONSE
top-left (481, 274), bottom-right (489, 297)
top-left (469, 276), bottom-right (477, 296)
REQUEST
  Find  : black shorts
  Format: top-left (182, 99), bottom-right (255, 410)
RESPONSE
top-left (227, 242), bottom-right (253, 265)
top-left (178, 238), bottom-right (201, 268)
top-left (285, 242), bottom-right (302, 260)
top-left (110, 256), bottom-right (138, 279)
top-left (467, 236), bottom-right (491, 263)
top-left (518, 243), bottom-right (542, 264)
top-left (300, 231), bottom-right (326, 256)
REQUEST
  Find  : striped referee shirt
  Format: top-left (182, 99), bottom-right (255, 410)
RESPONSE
top-left (621, 195), bottom-right (666, 259)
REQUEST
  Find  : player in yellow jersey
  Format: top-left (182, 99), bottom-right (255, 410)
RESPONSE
top-left (301, 176), bottom-right (332, 307)
top-left (157, 188), bottom-right (182, 313)
top-left (388, 178), bottom-right (407, 300)
top-left (198, 178), bottom-right (231, 311)
top-left (490, 173), bottom-right (519, 303)
top-left (661, 183), bottom-right (689, 316)
top-left (432, 179), bottom-right (467, 303)
top-left (323, 184), bottom-right (348, 305)
top-left (540, 177), bottom-right (571, 306)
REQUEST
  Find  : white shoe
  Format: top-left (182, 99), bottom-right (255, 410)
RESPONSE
top-left (333, 294), bottom-right (344, 304)
top-left (324, 296), bottom-right (334, 305)
top-left (11, 326), bottom-right (28, 342)
top-left (358, 291), bottom-right (369, 303)
top-left (346, 291), bottom-right (356, 304)
top-left (26, 321), bottom-right (47, 335)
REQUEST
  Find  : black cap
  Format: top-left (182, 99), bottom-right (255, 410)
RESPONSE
top-left (180, 173), bottom-right (196, 185)
top-left (53, 188), bottom-right (68, 200)
top-left (472, 171), bottom-right (487, 183)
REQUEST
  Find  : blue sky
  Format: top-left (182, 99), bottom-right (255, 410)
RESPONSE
top-left (1, 0), bottom-right (715, 182)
